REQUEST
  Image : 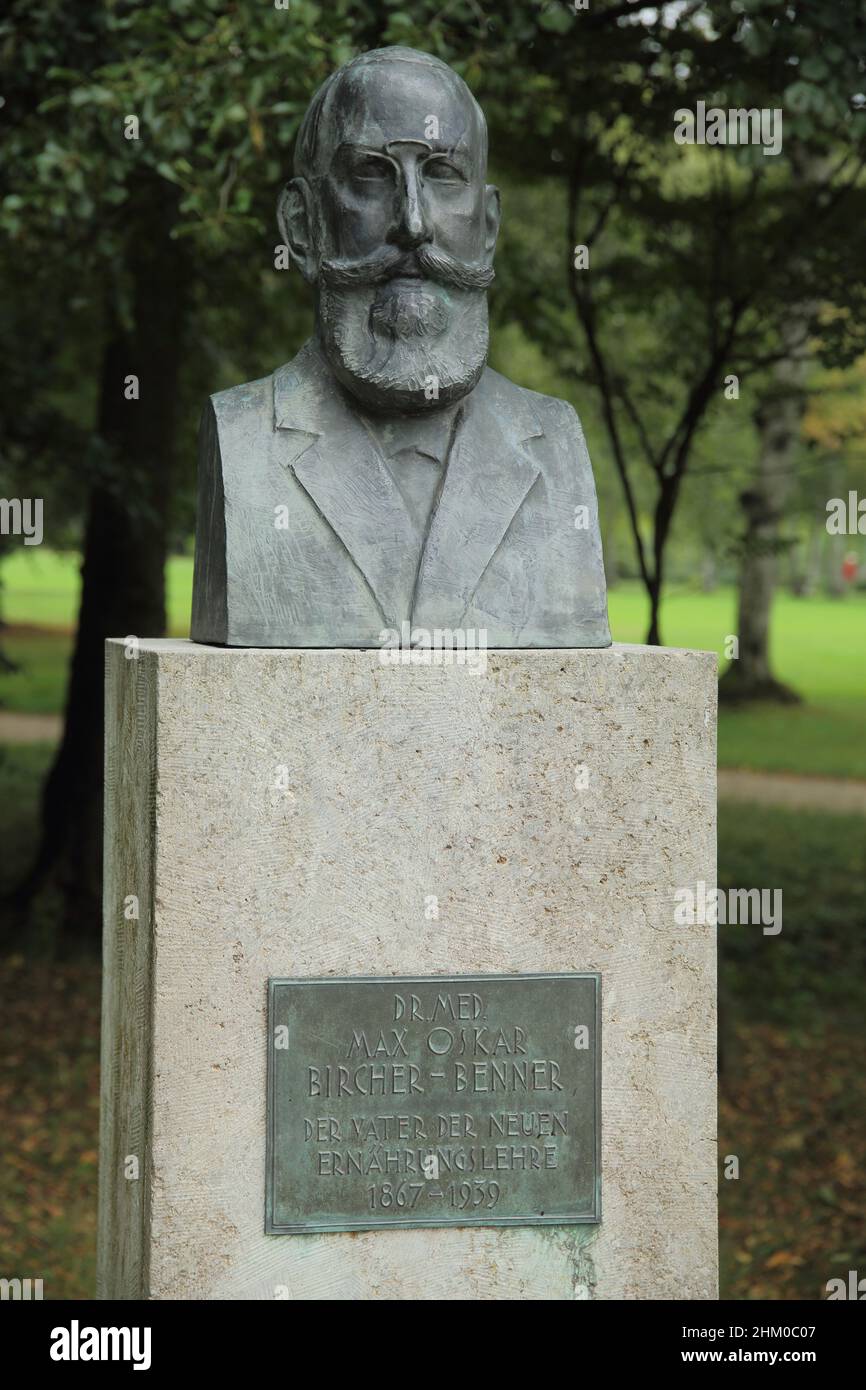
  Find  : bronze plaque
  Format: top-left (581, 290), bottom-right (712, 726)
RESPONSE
top-left (266, 973), bottom-right (600, 1234)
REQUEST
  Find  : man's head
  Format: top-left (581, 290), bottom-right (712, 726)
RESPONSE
top-left (278, 47), bottom-right (500, 414)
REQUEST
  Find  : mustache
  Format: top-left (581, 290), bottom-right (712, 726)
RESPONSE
top-left (320, 244), bottom-right (495, 292)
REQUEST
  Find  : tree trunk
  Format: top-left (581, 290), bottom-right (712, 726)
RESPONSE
top-left (720, 152), bottom-right (826, 706)
top-left (719, 365), bottom-right (805, 704)
top-left (11, 184), bottom-right (187, 951)
top-left (646, 579), bottom-right (662, 646)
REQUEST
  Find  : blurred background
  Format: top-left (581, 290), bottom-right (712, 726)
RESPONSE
top-left (1, 0), bottom-right (864, 1299)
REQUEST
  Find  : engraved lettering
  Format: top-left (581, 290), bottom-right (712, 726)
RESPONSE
top-left (268, 975), bottom-right (598, 1232)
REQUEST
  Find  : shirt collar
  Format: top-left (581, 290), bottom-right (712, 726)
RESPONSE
top-left (360, 401), bottom-right (461, 463)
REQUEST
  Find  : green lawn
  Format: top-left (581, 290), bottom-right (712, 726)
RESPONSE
top-left (610, 584), bottom-right (866, 780)
top-left (2, 550), bottom-right (865, 776)
top-left (0, 548), bottom-right (194, 634)
top-left (0, 629), bottom-right (73, 715)
top-left (0, 550), bottom-right (192, 716)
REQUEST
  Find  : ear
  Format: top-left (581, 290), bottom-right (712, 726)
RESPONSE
top-left (483, 184), bottom-right (501, 259)
top-left (277, 178), bottom-right (317, 283)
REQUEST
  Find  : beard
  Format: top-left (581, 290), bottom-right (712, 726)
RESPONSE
top-left (315, 245), bottom-right (493, 415)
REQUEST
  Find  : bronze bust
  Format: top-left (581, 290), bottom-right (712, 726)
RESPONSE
top-left (191, 46), bottom-right (610, 649)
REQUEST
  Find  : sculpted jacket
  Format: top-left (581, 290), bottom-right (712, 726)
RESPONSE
top-left (191, 339), bottom-right (611, 648)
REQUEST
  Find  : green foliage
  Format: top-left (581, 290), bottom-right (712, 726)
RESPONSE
top-left (1, 0), bottom-right (865, 600)
top-left (473, 1), bottom-right (866, 630)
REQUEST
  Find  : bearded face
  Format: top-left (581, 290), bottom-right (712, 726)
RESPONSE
top-left (316, 247), bottom-right (493, 414)
top-left (281, 53), bottom-right (501, 416)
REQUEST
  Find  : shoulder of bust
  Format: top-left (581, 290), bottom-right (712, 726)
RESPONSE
top-left (479, 366), bottom-right (585, 436)
top-left (206, 341), bottom-right (321, 429)
top-left (207, 372), bottom-right (272, 428)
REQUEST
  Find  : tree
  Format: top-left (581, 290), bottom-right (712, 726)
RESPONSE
top-left (0, 0), bottom-right (391, 945)
top-left (794, 353), bottom-right (866, 595)
top-left (4, 0), bottom-right (866, 942)
top-left (471, 0), bottom-right (866, 645)
top-left (723, 345), bottom-right (808, 702)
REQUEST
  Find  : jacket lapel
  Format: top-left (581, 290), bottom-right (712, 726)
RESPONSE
top-left (273, 346), bottom-right (545, 634)
top-left (273, 344), bottom-right (419, 629)
top-left (413, 371), bottom-right (544, 629)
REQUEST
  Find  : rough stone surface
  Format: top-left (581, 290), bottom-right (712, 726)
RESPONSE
top-left (98, 639), bottom-right (718, 1300)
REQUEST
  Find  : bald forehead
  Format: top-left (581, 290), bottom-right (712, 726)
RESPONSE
top-left (314, 59), bottom-right (486, 171)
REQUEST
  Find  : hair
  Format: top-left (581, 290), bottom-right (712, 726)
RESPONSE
top-left (293, 46), bottom-right (487, 180)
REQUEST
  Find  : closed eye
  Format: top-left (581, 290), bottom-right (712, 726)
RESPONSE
top-left (352, 154), bottom-right (395, 182)
top-left (422, 156), bottom-right (466, 184)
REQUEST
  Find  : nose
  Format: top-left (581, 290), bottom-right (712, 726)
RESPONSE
top-left (387, 164), bottom-right (432, 251)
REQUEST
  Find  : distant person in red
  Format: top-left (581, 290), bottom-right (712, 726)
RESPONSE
top-left (841, 552), bottom-right (858, 586)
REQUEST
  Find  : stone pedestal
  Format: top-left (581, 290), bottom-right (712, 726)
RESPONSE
top-left (98, 639), bottom-right (717, 1300)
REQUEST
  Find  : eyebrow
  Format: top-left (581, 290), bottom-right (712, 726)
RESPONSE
top-left (334, 139), bottom-right (469, 158)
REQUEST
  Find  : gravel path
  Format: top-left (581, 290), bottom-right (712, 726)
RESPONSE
top-left (718, 768), bottom-right (866, 815)
top-left (0, 711), bottom-right (63, 743)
